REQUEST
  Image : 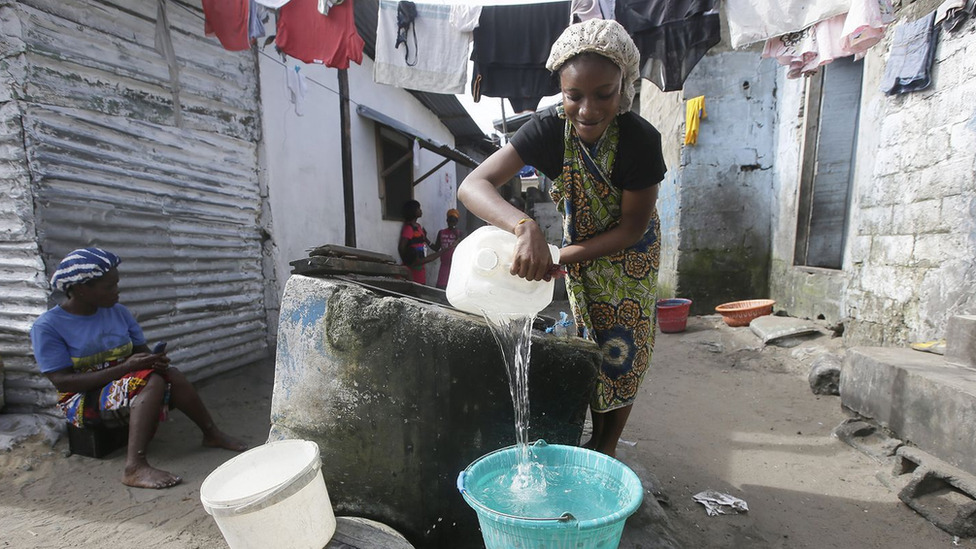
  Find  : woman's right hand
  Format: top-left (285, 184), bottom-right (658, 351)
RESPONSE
top-left (511, 220), bottom-right (553, 281)
top-left (124, 353), bottom-right (159, 373)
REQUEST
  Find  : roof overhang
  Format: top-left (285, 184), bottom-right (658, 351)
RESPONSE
top-left (357, 104), bottom-right (478, 171)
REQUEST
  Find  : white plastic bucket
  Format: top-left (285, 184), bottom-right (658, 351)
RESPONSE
top-left (446, 225), bottom-right (560, 317)
top-left (200, 439), bottom-right (336, 549)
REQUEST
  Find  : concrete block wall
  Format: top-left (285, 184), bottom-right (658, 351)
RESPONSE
top-left (674, 50), bottom-right (778, 313)
top-left (764, 7), bottom-right (976, 343)
top-left (843, 16), bottom-right (976, 345)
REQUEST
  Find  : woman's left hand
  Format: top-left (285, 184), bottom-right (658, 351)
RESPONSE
top-left (151, 352), bottom-right (171, 372)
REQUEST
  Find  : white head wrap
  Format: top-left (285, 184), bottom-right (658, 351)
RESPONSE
top-left (545, 19), bottom-right (641, 114)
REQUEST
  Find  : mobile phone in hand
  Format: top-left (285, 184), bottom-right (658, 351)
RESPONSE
top-left (152, 341), bottom-right (167, 354)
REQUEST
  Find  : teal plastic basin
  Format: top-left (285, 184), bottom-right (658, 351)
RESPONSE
top-left (457, 440), bottom-right (643, 549)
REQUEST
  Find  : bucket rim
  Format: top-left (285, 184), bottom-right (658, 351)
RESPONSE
top-left (656, 298), bottom-right (692, 308)
top-left (200, 439), bottom-right (321, 517)
top-left (457, 441), bottom-right (644, 530)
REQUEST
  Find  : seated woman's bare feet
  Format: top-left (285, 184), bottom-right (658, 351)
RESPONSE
top-left (203, 430), bottom-right (248, 452)
top-left (122, 464), bottom-right (182, 489)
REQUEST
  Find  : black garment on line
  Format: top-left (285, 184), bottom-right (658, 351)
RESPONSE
top-left (470, 2), bottom-right (569, 112)
top-left (509, 106), bottom-right (667, 191)
top-left (395, 1), bottom-right (418, 66)
top-left (615, 0), bottom-right (716, 31)
top-left (616, 0), bottom-right (721, 92)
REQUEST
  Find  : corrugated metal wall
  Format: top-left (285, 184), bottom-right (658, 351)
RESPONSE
top-left (1, 0), bottom-right (269, 412)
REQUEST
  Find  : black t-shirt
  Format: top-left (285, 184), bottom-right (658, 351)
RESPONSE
top-left (509, 106), bottom-right (667, 191)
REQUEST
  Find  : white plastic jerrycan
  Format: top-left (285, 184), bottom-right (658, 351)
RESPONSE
top-left (446, 225), bottom-right (560, 317)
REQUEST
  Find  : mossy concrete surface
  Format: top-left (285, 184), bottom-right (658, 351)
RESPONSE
top-left (677, 244), bottom-right (770, 316)
top-left (270, 275), bottom-right (601, 549)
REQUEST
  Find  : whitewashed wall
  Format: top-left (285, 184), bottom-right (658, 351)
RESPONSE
top-left (639, 81), bottom-right (685, 301)
top-left (259, 51), bottom-right (460, 294)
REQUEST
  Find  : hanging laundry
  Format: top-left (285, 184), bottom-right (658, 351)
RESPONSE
top-left (844, 0), bottom-right (894, 52)
top-left (276, 0), bottom-right (364, 68)
top-left (684, 95), bottom-right (705, 145)
top-left (936, 0), bottom-right (966, 24)
top-left (571, 0), bottom-right (605, 22)
top-left (880, 11), bottom-right (939, 95)
top-left (724, 0), bottom-right (850, 49)
top-left (763, 16), bottom-right (847, 79)
top-left (203, 0), bottom-right (251, 52)
top-left (471, 2), bottom-right (570, 113)
top-left (249, 0), bottom-right (269, 42)
top-left (615, 1), bottom-right (721, 92)
top-left (450, 4), bottom-right (482, 32)
top-left (374, 1), bottom-right (473, 94)
top-left (937, 0), bottom-right (976, 31)
top-left (616, 0), bottom-right (716, 29)
top-left (762, 0), bottom-right (894, 79)
top-left (286, 65), bottom-right (308, 116)
top-left (395, 1), bottom-right (419, 66)
top-left (318, 0), bottom-right (344, 16)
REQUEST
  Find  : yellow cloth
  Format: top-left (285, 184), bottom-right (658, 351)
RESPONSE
top-left (684, 95), bottom-right (706, 146)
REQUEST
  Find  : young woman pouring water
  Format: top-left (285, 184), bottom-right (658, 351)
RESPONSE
top-left (458, 19), bottom-right (666, 458)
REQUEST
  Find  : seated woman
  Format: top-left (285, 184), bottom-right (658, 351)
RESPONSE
top-left (30, 248), bottom-right (247, 489)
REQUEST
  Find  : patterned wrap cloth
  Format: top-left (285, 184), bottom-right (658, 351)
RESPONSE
top-left (545, 19), bottom-right (658, 411)
top-left (550, 106), bottom-right (660, 412)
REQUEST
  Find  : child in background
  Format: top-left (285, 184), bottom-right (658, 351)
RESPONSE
top-left (430, 209), bottom-right (464, 289)
top-left (398, 200), bottom-right (430, 284)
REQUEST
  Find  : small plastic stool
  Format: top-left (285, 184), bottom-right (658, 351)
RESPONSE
top-left (67, 423), bottom-right (128, 458)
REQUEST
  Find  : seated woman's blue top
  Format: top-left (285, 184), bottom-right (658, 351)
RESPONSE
top-left (30, 304), bottom-right (146, 374)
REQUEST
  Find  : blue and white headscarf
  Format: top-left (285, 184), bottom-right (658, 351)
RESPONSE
top-left (50, 247), bottom-right (121, 294)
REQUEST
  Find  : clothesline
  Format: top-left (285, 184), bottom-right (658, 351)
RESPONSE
top-left (258, 49), bottom-right (361, 106)
top-left (384, 0), bottom-right (569, 4)
top-left (172, 0), bottom-right (364, 106)
top-left (186, 0), bottom-right (947, 109)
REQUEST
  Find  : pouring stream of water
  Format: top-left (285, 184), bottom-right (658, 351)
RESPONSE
top-left (482, 312), bottom-right (546, 492)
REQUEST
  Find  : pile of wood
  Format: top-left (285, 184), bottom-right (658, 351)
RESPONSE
top-left (290, 245), bottom-right (410, 279)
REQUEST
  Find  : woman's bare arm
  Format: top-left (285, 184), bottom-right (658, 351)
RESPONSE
top-left (458, 144), bottom-right (554, 281)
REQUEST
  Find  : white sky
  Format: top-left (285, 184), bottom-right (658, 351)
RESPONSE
top-left (454, 85), bottom-right (561, 139)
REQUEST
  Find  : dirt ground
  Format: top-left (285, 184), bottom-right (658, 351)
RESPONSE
top-left (0, 311), bottom-right (971, 548)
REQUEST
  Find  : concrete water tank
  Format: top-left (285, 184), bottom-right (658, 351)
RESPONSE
top-left (270, 275), bottom-right (601, 548)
